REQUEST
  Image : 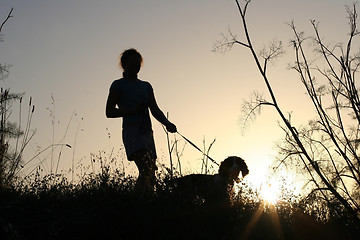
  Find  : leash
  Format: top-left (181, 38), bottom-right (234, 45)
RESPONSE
top-left (177, 131), bottom-right (219, 166)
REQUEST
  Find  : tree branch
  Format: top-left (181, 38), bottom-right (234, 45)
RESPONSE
top-left (0, 8), bottom-right (13, 33)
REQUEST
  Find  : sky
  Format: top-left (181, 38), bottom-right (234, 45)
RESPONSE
top-left (0, 0), bottom-right (356, 186)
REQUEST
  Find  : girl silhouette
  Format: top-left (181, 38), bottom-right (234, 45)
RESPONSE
top-left (106, 48), bottom-right (177, 193)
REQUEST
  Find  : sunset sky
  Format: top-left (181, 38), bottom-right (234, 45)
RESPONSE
top-left (0, 0), bottom-right (355, 186)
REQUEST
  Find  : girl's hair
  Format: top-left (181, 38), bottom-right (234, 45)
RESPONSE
top-left (119, 48), bottom-right (143, 69)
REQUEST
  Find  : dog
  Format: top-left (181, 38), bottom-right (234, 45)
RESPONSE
top-left (171, 156), bottom-right (249, 206)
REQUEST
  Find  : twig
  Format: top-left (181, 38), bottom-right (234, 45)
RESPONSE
top-left (0, 8), bottom-right (13, 33)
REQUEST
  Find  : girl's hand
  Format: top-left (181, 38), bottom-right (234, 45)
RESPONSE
top-left (166, 122), bottom-right (177, 133)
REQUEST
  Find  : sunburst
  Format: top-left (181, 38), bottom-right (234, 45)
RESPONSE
top-left (261, 183), bottom-right (279, 205)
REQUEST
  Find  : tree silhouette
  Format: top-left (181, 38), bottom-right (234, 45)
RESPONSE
top-left (214, 0), bottom-right (360, 222)
top-left (0, 8), bottom-right (35, 186)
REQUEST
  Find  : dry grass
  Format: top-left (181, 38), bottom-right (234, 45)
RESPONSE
top-left (0, 162), bottom-right (359, 240)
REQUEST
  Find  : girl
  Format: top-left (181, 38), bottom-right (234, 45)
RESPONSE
top-left (106, 48), bottom-right (177, 193)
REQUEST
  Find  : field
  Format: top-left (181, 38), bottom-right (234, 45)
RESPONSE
top-left (1, 169), bottom-right (359, 240)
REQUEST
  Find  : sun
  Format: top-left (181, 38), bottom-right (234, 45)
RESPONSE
top-left (235, 159), bottom-right (304, 206)
top-left (260, 183), bottom-right (279, 205)
top-left (242, 166), bottom-right (303, 205)
top-left (242, 166), bottom-right (281, 204)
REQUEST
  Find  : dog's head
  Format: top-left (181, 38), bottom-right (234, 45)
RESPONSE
top-left (218, 156), bottom-right (249, 183)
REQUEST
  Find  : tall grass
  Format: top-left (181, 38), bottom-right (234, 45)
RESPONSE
top-left (0, 152), bottom-right (359, 240)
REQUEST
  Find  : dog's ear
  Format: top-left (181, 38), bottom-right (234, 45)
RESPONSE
top-left (241, 163), bottom-right (249, 177)
top-left (236, 157), bottom-right (249, 177)
top-left (241, 169), bottom-right (249, 177)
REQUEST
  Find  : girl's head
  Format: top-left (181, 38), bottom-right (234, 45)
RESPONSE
top-left (119, 48), bottom-right (143, 75)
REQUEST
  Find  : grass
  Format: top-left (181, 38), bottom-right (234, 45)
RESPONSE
top-left (0, 165), bottom-right (359, 240)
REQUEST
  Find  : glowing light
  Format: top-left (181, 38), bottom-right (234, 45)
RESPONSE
top-left (261, 183), bottom-right (279, 205)
top-left (234, 163), bottom-right (303, 206)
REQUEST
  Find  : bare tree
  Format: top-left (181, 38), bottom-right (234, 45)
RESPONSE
top-left (0, 8), bottom-right (13, 81)
top-left (214, 0), bottom-right (360, 221)
top-left (0, 8), bottom-right (36, 186)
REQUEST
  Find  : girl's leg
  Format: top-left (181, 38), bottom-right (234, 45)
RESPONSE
top-left (132, 150), bottom-right (156, 194)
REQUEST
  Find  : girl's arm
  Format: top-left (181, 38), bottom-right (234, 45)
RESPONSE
top-left (148, 88), bottom-right (177, 133)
